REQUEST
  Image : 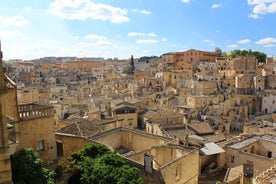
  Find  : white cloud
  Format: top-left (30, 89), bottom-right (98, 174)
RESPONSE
top-left (253, 2), bottom-right (276, 14)
top-left (131, 9), bottom-right (151, 15)
top-left (247, 0), bottom-right (276, 18)
top-left (204, 39), bottom-right (216, 46)
top-left (0, 15), bottom-right (29, 26)
top-left (140, 10), bottom-right (151, 15)
top-left (248, 13), bottom-right (260, 18)
top-left (49, 0), bottom-right (129, 23)
top-left (255, 37), bottom-right (276, 44)
top-left (203, 39), bottom-right (214, 43)
top-left (94, 40), bottom-right (114, 47)
top-left (83, 34), bottom-right (114, 47)
top-left (128, 32), bottom-right (157, 37)
top-left (227, 44), bottom-right (238, 48)
top-left (136, 39), bottom-right (159, 44)
top-left (84, 34), bottom-right (106, 40)
top-left (0, 30), bottom-right (24, 39)
top-left (238, 39), bottom-right (251, 44)
top-left (25, 6), bottom-right (32, 11)
top-left (263, 44), bottom-right (275, 47)
top-left (181, 0), bottom-right (190, 3)
top-left (141, 50), bottom-right (149, 55)
top-left (161, 38), bottom-right (167, 42)
top-left (211, 3), bottom-right (222, 8)
top-left (40, 39), bottom-right (61, 45)
top-left (131, 9), bottom-right (138, 12)
top-left (247, 0), bottom-right (276, 5)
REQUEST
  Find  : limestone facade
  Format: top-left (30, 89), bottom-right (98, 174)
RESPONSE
top-left (226, 135), bottom-right (276, 173)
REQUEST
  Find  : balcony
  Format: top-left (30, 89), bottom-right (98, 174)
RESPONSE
top-left (18, 103), bottom-right (53, 121)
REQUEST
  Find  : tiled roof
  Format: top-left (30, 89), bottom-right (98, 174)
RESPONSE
top-left (164, 128), bottom-right (193, 141)
top-left (112, 104), bottom-right (136, 111)
top-left (188, 122), bottom-right (214, 135)
top-left (112, 99), bottom-right (124, 105)
top-left (143, 110), bottom-right (159, 119)
top-left (201, 134), bottom-right (226, 143)
top-left (57, 118), bottom-right (101, 137)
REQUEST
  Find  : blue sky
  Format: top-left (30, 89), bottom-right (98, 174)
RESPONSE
top-left (0, 0), bottom-right (276, 60)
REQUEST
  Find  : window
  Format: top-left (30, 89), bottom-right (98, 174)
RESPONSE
top-left (268, 151), bottom-right (272, 158)
top-left (37, 140), bottom-right (45, 151)
top-left (231, 156), bottom-right (235, 163)
top-left (4, 159), bottom-right (10, 165)
top-left (57, 142), bottom-right (64, 157)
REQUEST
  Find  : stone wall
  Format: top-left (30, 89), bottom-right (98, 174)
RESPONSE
top-left (16, 115), bottom-right (57, 162)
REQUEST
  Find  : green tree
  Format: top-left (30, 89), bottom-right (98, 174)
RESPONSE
top-left (252, 51), bottom-right (267, 63)
top-left (240, 49), bottom-right (249, 56)
top-left (11, 148), bottom-right (55, 184)
top-left (130, 55), bottom-right (135, 74)
top-left (70, 142), bottom-right (112, 167)
top-left (81, 153), bottom-right (143, 184)
top-left (69, 143), bottom-right (143, 184)
top-left (230, 49), bottom-right (267, 63)
top-left (215, 47), bottom-right (222, 57)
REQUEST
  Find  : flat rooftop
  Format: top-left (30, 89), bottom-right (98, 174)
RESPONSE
top-left (228, 134), bottom-right (276, 149)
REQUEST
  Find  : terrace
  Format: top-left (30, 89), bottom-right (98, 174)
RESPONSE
top-left (18, 103), bottom-right (53, 121)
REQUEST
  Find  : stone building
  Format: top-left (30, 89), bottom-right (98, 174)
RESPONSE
top-left (175, 60), bottom-right (193, 70)
top-left (90, 127), bottom-right (199, 184)
top-left (177, 79), bottom-right (219, 96)
top-left (17, 86), bottom-right (50, 104)
top-left (0, 44), bottom-right (15, 184)
top-left (229, 56), bottom-right (257, 75)
top-left (162, 49), bottom-right (219, 69)
top-left (111, 104), bottom-right (138, 128)
top-left (16, 103), bottom-right (57, 162)
top-left (244, 117), bottom-right (276, 135)
top-left (261, 92), bottom-right (276, 114)
top-left (0, 47), bottom-right (58, 182)
top-left (262, 62), bottom-right (276, 76)
top-left (255, 164), bottom-right (276, 183)
top-left (226, 134), bottom-right (276, 174)
top-left (265, 75), bottom-right (276, 89)
top-left (64, 60), bottom-right (103, 72)
top-left (55, 127), bottom-right (199, 184)
top-left (127, 144), bottom-right (199, 184)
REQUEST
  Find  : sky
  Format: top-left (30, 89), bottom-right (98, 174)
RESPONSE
top-left (0, 0), bottom-right (276, 60)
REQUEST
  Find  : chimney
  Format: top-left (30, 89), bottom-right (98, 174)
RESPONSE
top-left (243, 163), bottom-right (254, 184)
